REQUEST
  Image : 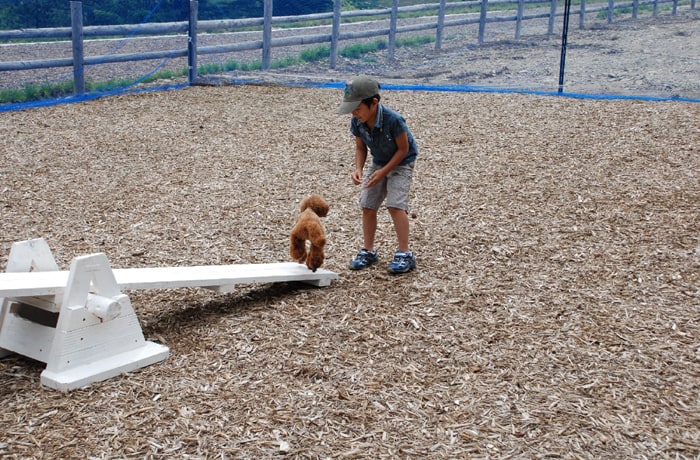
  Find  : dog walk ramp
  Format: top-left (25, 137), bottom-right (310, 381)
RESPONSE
top-left (0, 262), bottom-right (338, 298)
top-left (0, 238), bottom-right (338, 391)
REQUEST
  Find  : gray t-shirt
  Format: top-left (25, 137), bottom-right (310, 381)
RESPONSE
top-left (350, 104), bottom-right (418, 166)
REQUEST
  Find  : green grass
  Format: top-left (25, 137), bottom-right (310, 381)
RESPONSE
top-left (596, 3), bottom-right (662, 19)
top-left (340, 40), bottom-right (387, 58)
top-left (0, 81), bottom-right (74, 103)
top-left (300, 45), bottom-right (332, 62)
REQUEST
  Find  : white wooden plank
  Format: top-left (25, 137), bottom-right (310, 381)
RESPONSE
top-left (40, 341), bottom-right (169, 391)
top-left (113, 262), bottom-right (336, 290)
top-left (0, 262), bottom-right (338, 298)
top-left (0, 271), bottom-right (69, 297)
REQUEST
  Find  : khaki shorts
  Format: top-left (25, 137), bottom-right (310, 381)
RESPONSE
top-left (359, 162), bottom-right (415, 212)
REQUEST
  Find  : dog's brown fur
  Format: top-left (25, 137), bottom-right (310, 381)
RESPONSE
top-left (290, 194), bottom-right (330, 272)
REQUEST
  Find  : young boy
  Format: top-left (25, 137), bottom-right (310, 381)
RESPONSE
top-left (337, 76), bottom-right (419, 274)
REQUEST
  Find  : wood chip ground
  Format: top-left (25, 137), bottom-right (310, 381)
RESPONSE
top-left (0, 84), bottom-right (698, 459)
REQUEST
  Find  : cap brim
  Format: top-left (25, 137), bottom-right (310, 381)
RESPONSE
top-left (337, 100), bottom-right (361, 114)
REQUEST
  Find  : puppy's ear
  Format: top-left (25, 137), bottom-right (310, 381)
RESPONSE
top-left (309, 195), bottom-right (329, 217)
top-left (314, 202), bottom-right (330, 217)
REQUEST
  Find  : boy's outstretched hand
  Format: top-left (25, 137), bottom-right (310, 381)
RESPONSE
top-left (351, 168), bottom-right (363, 185)
top-left (364, 170), bottom-right (385, 188)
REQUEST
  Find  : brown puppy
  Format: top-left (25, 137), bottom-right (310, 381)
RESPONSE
top-left (290, 194), bottom-right (330, 272)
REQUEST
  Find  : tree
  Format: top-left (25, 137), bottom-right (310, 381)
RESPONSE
top-left (199, 0), bottom-right (262, 20)
top-left (82, 0), bottom-right (190, 25)
top-left (0, 0), bottom-right (70, 28)
top-left (198, 0), bottom-right (333, 20)
top-left (273, 0), bottom-right (333, 16)
top-left (0, 0), bottom-right (342, 29)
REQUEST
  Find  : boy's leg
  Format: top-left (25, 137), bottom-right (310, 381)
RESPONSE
top-left (349, 207), bottom-right (379, 270)
top-left (388, 207), bottom-right (409, 252)
top-left (362, 207), bottom-right (378, 250)
top-left (385, 162), bottom-right (415, 252)
top-left (349, 166), bottom-right (385, 270)
top-left (359, 163), bottom-right (386, 251)
top-left (385, 163), bottom-right (416, 273)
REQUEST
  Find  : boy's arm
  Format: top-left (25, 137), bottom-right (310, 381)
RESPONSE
top-left (365, 131), bottom-right (409, 188)
top-left (351, 136), bottom-right (368, 185)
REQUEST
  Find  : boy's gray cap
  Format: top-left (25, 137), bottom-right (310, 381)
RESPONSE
top-left (337, 77), bottom-right (380, 114)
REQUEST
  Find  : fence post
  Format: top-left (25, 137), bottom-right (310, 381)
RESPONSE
top-left (548, 0), bottom-right (557, 34)
top-left (70, 1), bottom-right (85, 95)
top-left (388, 0), bottom-right (398, 61)
top-left (672, 0), bottom-right (678, 14)
top-left (436, 0), bottom-right (446, 49)
top-left (478, 0), bottom-right (488, 44)
top-left (262, 0), bottom-right (272, 70)
top-left (516, 0), bottom-right (524, 39)
top-left (331, 0), bottom-right (341, 68)
top-left (188, 0), bottom-right (198, 84)
top-left (607, 0), bottom-right (614, 23)
top-left (579, 0), bottom-right (586, 28)
top-left (632, 0), bottom-right (638, 18)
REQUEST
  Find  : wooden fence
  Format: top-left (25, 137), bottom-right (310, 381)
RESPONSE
top-left (0, 0), bottom-right (695, 95)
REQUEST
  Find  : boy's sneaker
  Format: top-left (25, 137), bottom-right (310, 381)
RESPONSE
top-left (387, 250), bottom-right (416, 274)
top-left (349, 248), bottom-right (378, 270)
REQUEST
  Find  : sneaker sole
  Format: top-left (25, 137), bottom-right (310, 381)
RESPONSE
top-left (387, 265), bottom-right (415, 274)
top-left (349, 261), bottom-right (377, 270)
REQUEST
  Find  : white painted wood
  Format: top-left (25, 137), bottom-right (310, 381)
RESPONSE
top-left (4, 251), bottom-right (170, 391)
top-left (0, 306), bottom-right (55, 362)
top-left (41, 341), bottom-right (169, 391)
top-left (0, 238), bottom-right (338, 390)
top-left (0, 238), bottom-right (63, 358)
top-left (0, 262), bottom-right (338, 298)
top-left (115, 262), bottom-right (338, 290)
top-left (2, 238), bottom-right (63, 313)
top-left (5, 238), bottom-right (59, 273)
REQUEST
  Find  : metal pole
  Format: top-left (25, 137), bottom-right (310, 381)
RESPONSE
top-left (188, 0), bottom-right (198, 84)
top-left (558, 0), bottom-right (572, 93)
top-left (70, 1), bottom-right (85, 95)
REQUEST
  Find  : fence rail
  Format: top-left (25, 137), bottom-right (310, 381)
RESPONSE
top-left (0, 0), bottom-right (695, 95)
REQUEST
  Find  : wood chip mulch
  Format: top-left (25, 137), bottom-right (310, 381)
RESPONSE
top-left (0, 85), bottom-right (698, 458)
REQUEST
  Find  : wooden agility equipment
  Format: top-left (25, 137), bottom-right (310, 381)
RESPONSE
top-left (0, 238), bottom-right (338, 391)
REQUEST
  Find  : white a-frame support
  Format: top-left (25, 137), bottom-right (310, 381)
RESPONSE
top-left (0, 239), bottom-right (169, 391)
top-left (1, 238), bottom-right (339, 391)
